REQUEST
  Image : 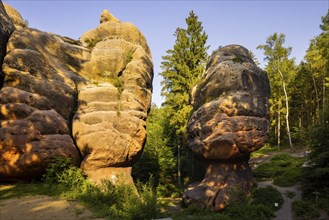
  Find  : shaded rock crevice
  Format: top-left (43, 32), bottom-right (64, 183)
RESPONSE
top-left (0, 2), bottom-right (15, 90)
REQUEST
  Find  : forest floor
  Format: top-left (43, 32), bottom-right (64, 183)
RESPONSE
top-left (252, 147), bottom-right (328, 220)
top-left (0, 147), bottom-right (328, 220)
top-left (0, 190), bottom-right (104, 220)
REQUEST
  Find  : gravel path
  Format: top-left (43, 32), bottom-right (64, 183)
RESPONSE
top-left (257, 181), bottom-right (301, 220)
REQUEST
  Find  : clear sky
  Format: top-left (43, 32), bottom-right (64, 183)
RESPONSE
top-left (3, 0), bottom-right (329, 106)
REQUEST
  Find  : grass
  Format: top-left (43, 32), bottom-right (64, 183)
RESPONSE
top-left (172, 186), bottom-right (282, 220)
top-left (253, 153), bottom-right (305, 187)
top-left (0, 182), bottom-right (51, 199)
top-left (1, 157), bottom-right (283, 220)
top-left (1, 157), bottom-right (157, 220)
top-left (251, 144), bottom-right (277, 159)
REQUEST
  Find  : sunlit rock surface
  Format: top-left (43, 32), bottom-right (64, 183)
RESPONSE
top-left (0, 6), bottom-right (153, 183)
top-left (183, 45), bottom-right (270, 211)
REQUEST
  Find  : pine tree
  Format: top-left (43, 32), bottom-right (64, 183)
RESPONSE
top-left (160, 11), bottom-right (209, 186)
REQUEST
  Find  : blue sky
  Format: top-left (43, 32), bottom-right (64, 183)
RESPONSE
top-left (3, 0), bottom-right (328, 106)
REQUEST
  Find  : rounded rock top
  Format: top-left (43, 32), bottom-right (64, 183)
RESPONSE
top-left (100, 9), bottom-right (120, 23)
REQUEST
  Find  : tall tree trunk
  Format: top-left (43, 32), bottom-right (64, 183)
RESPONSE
top-left (177, 144), bottom-right (181, 187)
top-left (310, 66), bottom-right (320, 122)
top-left (278, 100), bottom-right (281, 150)
top-left (323, 78), bottom-right (326, 113)
top-left (278, 69), bottom-right (294, 151)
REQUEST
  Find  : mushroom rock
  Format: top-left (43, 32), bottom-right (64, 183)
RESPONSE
top-left (183, 45), bottom-right (270, 211)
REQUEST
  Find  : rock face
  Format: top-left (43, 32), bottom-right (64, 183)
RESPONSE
top-left (183, 45), bottom-right (270, 211)
top-left (3, 3), bottom-right (26, 29)
top-left (0, 6), bottom-right (153, 182)
top-left (0, 20), bottom-right (87, 180)
top-left (0, 2), bottom-right (15, 81)
top-left (73, 10), bottom-right (153, 184)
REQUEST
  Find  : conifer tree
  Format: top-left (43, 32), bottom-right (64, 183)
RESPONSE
top-left (160, 11), bottom-right (209, 186)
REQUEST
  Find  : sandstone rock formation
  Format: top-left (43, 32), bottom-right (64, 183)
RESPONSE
top-left (183, 45), bottom-right (270, 211)
top-left (3, 3), bottom-right (26, 29)
top-left (0, 6), bottom-right (153, 183)
top-left (73, 10), bottom-right (153, 184)
top-left (0, 2), bottom-right (15, 81)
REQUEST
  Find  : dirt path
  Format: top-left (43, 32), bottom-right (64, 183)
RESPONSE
top-left (257, 181), bottom-right (302, 220)
top-left (0, 195), bottom-right (104, 220)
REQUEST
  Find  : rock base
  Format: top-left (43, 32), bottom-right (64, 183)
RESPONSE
top-left (183, 158), bottom-right (253, 211)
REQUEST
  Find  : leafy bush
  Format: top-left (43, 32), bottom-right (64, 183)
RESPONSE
top-left (173, 186), bottom-right (282, 220)
top-left (42, 156), bottom-right (74, 184)
top-left (253, 153), bottom-right (304, 186)
top-left (273, 167), bottom-right (302, 187)
top-left (301, 108), bottom-right (329, 198)
top-left (41, 156), bottom-right (158, 219)
top-left (223, 201), bottom-right (274, 220)
top-left (251, 186), bottom-right (283, 211)
top-left (292, 200), bottom-right (319, 220)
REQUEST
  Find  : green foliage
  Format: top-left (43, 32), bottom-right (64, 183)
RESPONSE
top-left (292, 200), bottom-right (319, 220)
top-left (253, 153), bottom-right (304, 186)
top-left (257, 33), bottom-right (296, 149)
top-left (223, 201), bottom-right (274, 220)
top-left (133, 105), bottom-right (178, 197)
top-left (301, 107), bottom-right (329, 198)
top-left (42, 156), bottom-right (74, 184)
top-left (78, 180), bottom-right (157, 219)
top-left (251, 144), bottom-right (276, 158)
top-left (84, 38), bottom-right (101, 48)
top-left (160, 10), bottom-right (209, 187)
top-left (32, 157), bottom-right (159, 219)
top-left (0, 182), bottom-right (51, 199)
top-left (173, 186), bottom-right (281, 220)
top-left (251, 186), bottom-right (284, 211)
top-left (125, 49), bottom-right (135, 64)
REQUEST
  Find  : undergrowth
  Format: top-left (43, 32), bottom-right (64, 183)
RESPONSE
top-left (253, 153), bottom-right (305, 186)
top-left (0, 157), bottom-right (157, 220)
top-left (173, 186), bottom-right (282, 220)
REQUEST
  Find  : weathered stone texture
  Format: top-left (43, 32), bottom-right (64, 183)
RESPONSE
top-left (183, 45), bottom-right (270, 211)
top-left (0, 1), bottom-right (15, 76)
top-left (0, 5), bottom-right (153, 183)
top-left (73, 12), bottom-right (153, 182)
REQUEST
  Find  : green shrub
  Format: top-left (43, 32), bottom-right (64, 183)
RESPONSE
top-left (223, 201), bottom-right (274, 220)
top-left (253, 153), bottom-right (305, 186)
top-left (84, 38), bottom-right (101, 48)
top-left (174, 186), bottom-right (281, 220)
top-left (42, 156), bottom-right (74, 184)
top-left (251, 186), bottom-right (283, 211)
top-left (292, 200), bottom-right (319, 220)
top-left (273, 167), bottom-right (302, 187)
top-left (41, 156), bottom-right (157, 219)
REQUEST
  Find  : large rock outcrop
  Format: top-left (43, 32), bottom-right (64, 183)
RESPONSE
top-left (0, 2), bottom-right (15, 85)
top-left (73, 10), bottom-right (153, 184)
top-left (183, 45), bottom-right (270, 211)
top-left (0, 16), bottom-right (87, 180)
top-left (0, 6), bottom-right (153, 183)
